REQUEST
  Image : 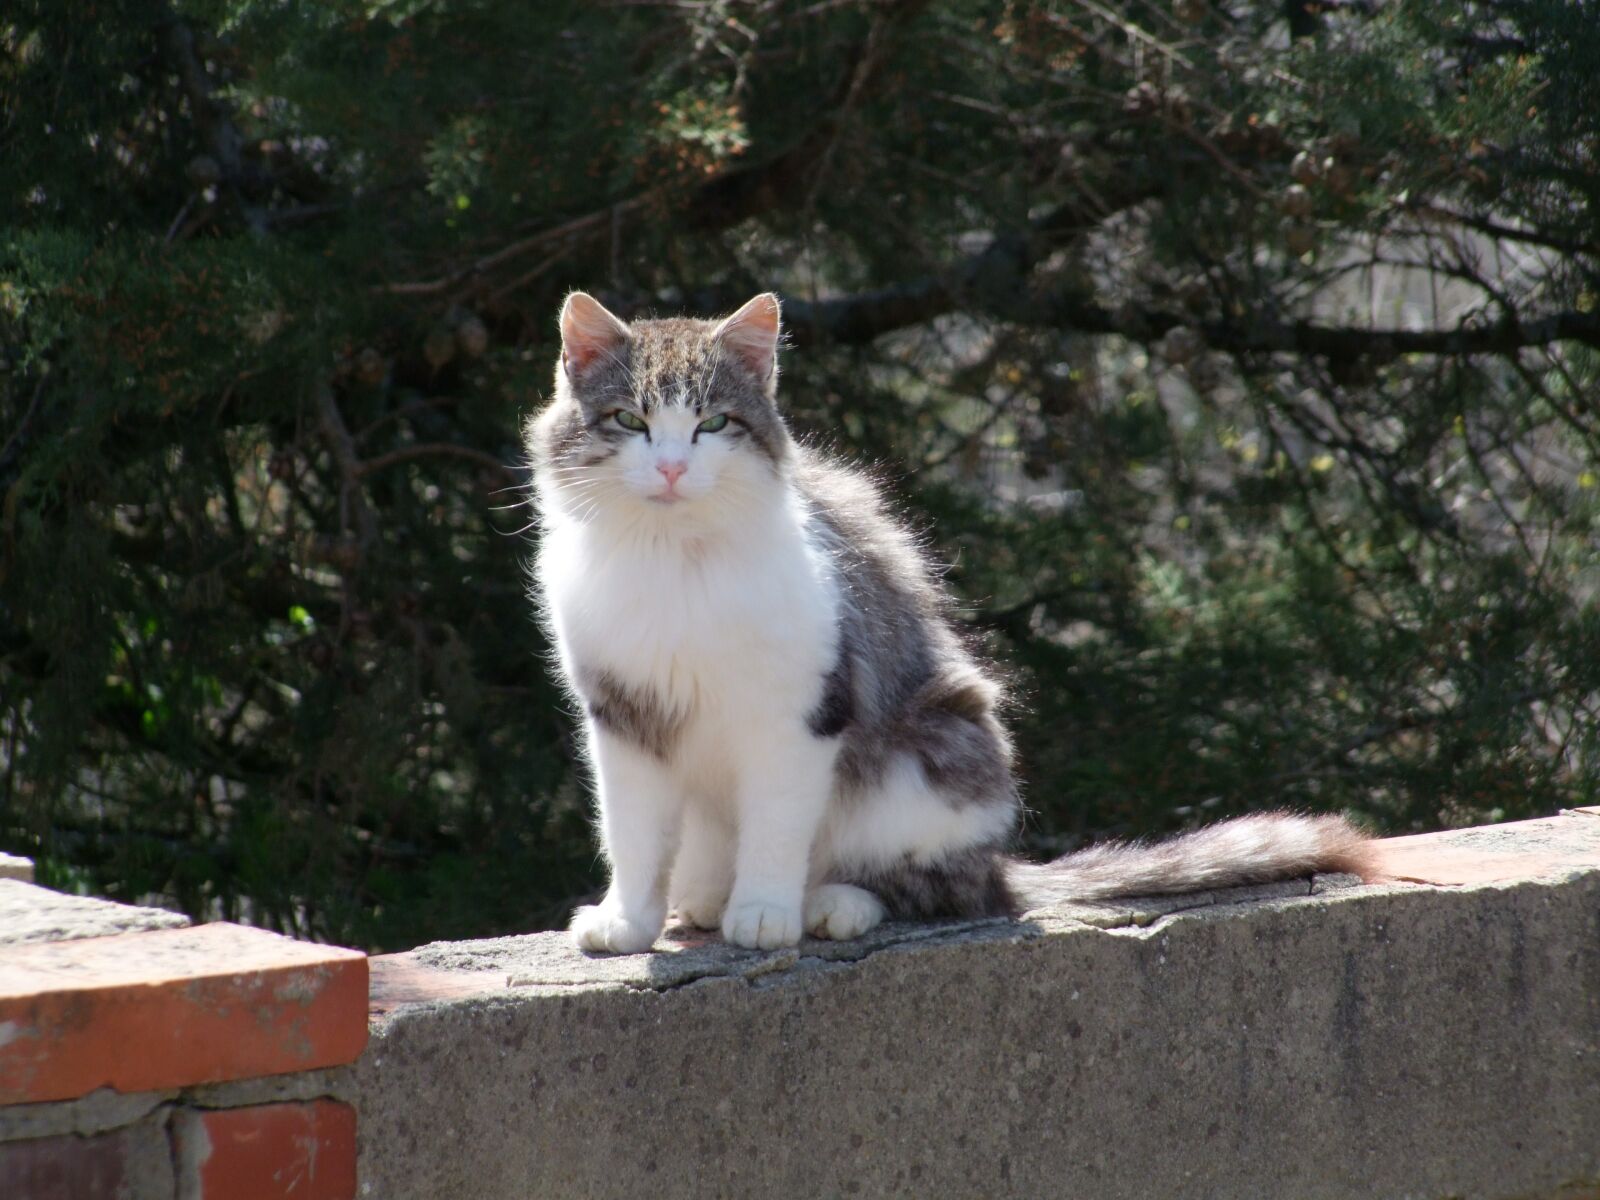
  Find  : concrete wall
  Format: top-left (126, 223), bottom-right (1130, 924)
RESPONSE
top-left (357, 812), bottom-right (1600, 1200)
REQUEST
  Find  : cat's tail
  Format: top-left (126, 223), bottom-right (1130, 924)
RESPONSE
top-left (1006, 812), bottom-right (1375, 908)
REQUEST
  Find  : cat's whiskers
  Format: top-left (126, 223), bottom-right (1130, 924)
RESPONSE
top-left (551, 478), bottom-right (615, 527)
top-left (485, 472), bottom-right (534, 498)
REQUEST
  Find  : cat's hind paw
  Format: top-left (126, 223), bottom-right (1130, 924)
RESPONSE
top-left (570, 904), bottom-right (661, 955)
top-left (804, 884), bottom-right (885, 941)
top-left (672, 893), bottom-right (727, 930)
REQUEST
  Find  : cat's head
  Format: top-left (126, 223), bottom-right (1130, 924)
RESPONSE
top-left (531, 292), bottom-right (791, 519)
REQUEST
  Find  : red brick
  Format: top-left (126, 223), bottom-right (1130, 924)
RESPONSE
top-left (0, 922), bottom-right (367, 1104)
top-left (1374, 813), bottom-right (1600, 886)
top-left (367, 950), bottom-right (503, 1021)
top-left (0, 1123), bottom-right (172, 1200)
top-left (174, 1100), bottom-right (356, 1200)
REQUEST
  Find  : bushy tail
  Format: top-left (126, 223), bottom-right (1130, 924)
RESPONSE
top-left (1007, 812), bottom-right (1374, 908)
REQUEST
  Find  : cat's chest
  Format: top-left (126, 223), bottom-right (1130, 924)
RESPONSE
top-left (543, 522), bottom-right (836, 699)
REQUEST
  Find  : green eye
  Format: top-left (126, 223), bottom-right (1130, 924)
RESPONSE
top-left (613, 410), bottom-right (648, 433)
top-left (696, 413), bottom-right (730, 434)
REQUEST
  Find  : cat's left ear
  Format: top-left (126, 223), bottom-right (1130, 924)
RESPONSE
top-left (713, 293), bottom-right (781, 385)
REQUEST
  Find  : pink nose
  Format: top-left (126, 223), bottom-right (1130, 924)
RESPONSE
top-left (656, 460), bottom-right (687, 486)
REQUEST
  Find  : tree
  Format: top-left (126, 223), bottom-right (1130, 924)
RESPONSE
top-left (3, 0), bottom-right (1596, 950)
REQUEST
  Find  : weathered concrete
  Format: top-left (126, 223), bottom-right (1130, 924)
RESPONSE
top-left (184, 1067), bottom-right (356, 1112)
top-left (0, 1088), bottom-right (175, 1144)
top-left (355, 814), bottom-right (1600, 1200)
top-left (0, 878), bottom-right (188, 946)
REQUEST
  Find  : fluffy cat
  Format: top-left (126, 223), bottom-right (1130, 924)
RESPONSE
top-left (527, 291), bottom-right (1372, 954)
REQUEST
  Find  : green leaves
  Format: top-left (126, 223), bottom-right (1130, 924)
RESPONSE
top-left (424, 115), bottom-right (490, 220)
top-left (650, 83), bottom-right (751, 175)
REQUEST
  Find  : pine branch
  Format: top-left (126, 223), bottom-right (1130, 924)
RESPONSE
top-left (695, 0), bottom-right (933, 227)
top-left (382, 0), bottom-right (935, 301)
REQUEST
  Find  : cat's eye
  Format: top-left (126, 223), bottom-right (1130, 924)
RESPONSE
top-left (613, 410), bottom-right (648, 433)
top-left (696, 413), bottom-right (730, 434)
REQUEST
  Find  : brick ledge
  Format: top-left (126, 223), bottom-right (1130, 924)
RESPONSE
top-left (0, 922), bottom-right (367, 1105)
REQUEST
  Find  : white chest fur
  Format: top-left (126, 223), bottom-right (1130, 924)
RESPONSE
top-left (537, 498), bottom-right (838, 730)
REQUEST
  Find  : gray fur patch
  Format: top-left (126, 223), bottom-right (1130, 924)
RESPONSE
top-left (581, 668), bottom-right (683, 761)
top-left (837, 845), bottom-right (1020, 921)
top-left (806, 655), bottom-right (855, 739)
top-left (836, 671), bottom-right (1015, 806)
top-left (528, 400), bottom-right (591, 469)
top-left (796, 456), bottom-right (1016, 810)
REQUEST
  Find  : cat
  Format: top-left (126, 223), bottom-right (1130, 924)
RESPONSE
top-left (526, 291), bottom-right (1374, 954)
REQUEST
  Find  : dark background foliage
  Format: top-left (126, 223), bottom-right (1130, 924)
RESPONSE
top-left (3, 0), bottom-right (1597, 951)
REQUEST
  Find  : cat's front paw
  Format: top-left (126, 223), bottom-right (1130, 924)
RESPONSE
top-left (804, 883), bottom-right (885, 941)
top-left (722, 899), bottom-right (802, 950)
top-left (570, 904), bottom-right (661, 954)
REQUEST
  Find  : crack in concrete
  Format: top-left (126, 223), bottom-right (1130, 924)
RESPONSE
top-left (601, 918), bottom-right (1031, 995)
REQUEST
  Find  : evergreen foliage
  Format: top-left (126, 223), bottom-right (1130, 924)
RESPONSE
top-left (3, 0), bottom-right (1597, 949)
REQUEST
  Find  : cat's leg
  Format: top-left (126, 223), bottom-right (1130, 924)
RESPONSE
top-left (570, 730), bottom-right (683, 954)
top-left (722, 732), bottom-right (836, 950)
top-left (803, 883), bottom-right (885, 940)
top-left (669, 804), bottom-right (734, 930)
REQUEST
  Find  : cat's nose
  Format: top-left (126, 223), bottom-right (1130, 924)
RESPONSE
top-left (656, 460), bottom-right (688, 486)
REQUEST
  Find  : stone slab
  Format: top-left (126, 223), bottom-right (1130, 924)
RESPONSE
top-left (0, 878), bottom-right (189, 946)
top-left (354, 811), bottom-right (1600, 1200)
top-left (370, 878), bottom-right (1350, 1014)
top-left (0, 922), bottom-right (368, 1104)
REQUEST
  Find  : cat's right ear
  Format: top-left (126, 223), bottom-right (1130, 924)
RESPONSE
top-left (559, 292), bottom-right (630, 378)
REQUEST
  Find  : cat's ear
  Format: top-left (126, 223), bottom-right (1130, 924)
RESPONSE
top-left (713, 293), bottom-right (781, 382)
top-left (559, 292), bottom-right (630, 377)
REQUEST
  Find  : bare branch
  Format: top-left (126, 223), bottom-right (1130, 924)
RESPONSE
top-left (776, 252), bottom-right (1600, 358)
top-left (357, 443), bottom-right (520, 482)
top-left (314, 384), bottom-right (378, 552)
